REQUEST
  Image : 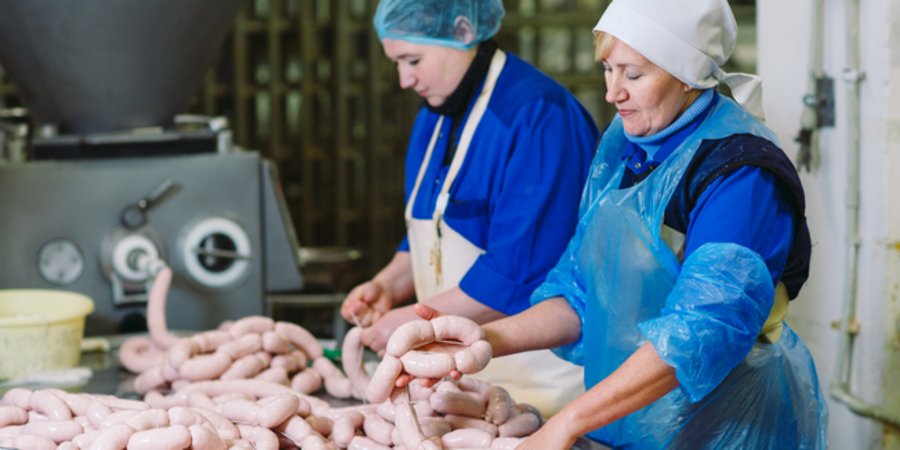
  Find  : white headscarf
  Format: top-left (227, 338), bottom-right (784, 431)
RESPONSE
top-left (594, 0), bottom-right (765, 120)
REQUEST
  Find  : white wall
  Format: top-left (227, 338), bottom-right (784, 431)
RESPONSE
top-left (758, 0), bottom-right (899, 448)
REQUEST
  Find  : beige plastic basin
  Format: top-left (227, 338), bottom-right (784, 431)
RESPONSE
top-left (0, 290), bottom-right (94, 380)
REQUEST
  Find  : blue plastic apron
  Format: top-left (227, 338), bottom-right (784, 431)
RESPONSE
top-left (559, 97), bottom-right (825, 448)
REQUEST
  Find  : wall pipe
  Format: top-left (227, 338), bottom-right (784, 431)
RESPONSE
top-left (794, 0), bottom-right (825, 171)
top-left (829, 0), bottom-right (900, 428)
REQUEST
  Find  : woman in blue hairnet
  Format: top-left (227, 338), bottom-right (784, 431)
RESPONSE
top-left (340, 0), bottom-right (598, 415)
top-left (406, 0), bottom-right (827, 448)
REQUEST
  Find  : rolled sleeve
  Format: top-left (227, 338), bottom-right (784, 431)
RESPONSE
top-left (638, 242), bottom-right (774, 402)
top-left (459, 256), bottom-right (539, 315)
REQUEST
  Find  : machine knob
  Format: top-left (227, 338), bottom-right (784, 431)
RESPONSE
top-left (120, 178), bottom-right (181, 229)
top-left (112, 234), bottom-right (161, 282)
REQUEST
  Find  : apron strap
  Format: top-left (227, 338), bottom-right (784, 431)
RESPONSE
top-left (405, 116), bottom-right (445, 221)
top-left (433, 50), bottom-right (508, 222)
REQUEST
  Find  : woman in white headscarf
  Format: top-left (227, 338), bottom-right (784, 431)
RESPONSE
top-left (405, 0), bottom-right (826, 448)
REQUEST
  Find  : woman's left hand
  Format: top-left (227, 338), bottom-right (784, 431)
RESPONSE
top-left (515, 416), bottom-right (578, 450)
top-left (359, 306), bottom-right (413, 355)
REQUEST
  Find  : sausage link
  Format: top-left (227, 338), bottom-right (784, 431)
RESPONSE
top-left (237, 424), bottom-right (280, 450)
top-left (178, 352), bottom-right (232, 381)
top-left (498, 411), bottom-right (541, 437)
top-left (56, 391), bottom-right (92, 416)
top-left (441, 428), bottom-right (493, 448)
top-left (394, 401), bottom-right (425, 449)
top-left (133, 366), bottom-right (168, 394)
top-left (453, 339), bottom-right (493, 374)
top-left (306, 414), bottom-right (334, 438)
top-left (262, 330), bottom-right (292, 354)
top-left (146, 267), bottom-right (180, 349)
top-left (216, 333), bottom-right (263, 360)
top-left (431, 315), bottom-right (484, 346)
top-left (348, 436), bottom-right (392, 450)
top-left (291, 368), bottom-right (324, 394)
top-left (366, 355), bottom-right (403, 404)
top-left (127, 425), bottom-right (191, 450)
top-left (277, 415), bottom-right (314, 445)
top-left (483, 386), bottom-right (513, 425)
top-left (193, 407), bottom-right (241, 441)
top-left (118, 336), bottom-right (165, 373)
top-left (125, 408), bottom-right (169, 431)
top-left (84, 400), bottom-right (112, 429)
top-left (400, 351), bottom-right (455, 379)
top-left (362, 413), bottom-right (394, 446)
top-left (341, 327), bottom-right (370, 400)
top-left (88, 423), bottom-right (135, 450)
top-left (220, 352), bottom-right (269, 380)
top-left (429, 391), bottom-right (485, 418)
top-left (255, 366), bottom-right (290, 385)
top-left (418, 416), bottom-right (451, 439)
top-left (275, 322), bottom-right (323, 359)
top-left (20, 419), bottom-right (83, 443)
top-left (229, 316), bottom-right (275, 338)
top-left (302, 432), bottom-right (339, 449)
top-left (187, 391), bottom-right (217, 411)
top-left (167, 406), bottom-right (210, 428)
top-left (72, 429), bottom-right (100, 449)
top-left (188, 423), bottom-right (227, 450)
top-left (0, 405), bottom-right (27, 427)
top-left (191, 330), bottom-right (233, 353)
top-left (92, 394), bottom-right (150, 411)
top-left (332, 410), bottom-right (365, 448)
top-left (406, 381), bottom-right (435, 403)
top-left (218, 398), bottom-right (261, 425)
top-left (385, 320), bottom-right (435, 357)
top-left (443, 414), bottom-right (498, 437)
top-left (257, 394), bottom-right (300, 429)
top-left (10, 434), bottom-right (56, 450)
top-left (30, 390), bottom-right (72, 420)
top-left (271, 349), bottom-right (308, 373)
top-left (1, 388), bottom-right (32, 409)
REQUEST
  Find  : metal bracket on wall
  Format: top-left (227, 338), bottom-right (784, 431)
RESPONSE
top-left (803, 75), bottom-right (835, 128)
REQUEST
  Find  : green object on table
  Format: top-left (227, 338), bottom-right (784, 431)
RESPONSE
top-left (323, 346), bottom-right (342, 363)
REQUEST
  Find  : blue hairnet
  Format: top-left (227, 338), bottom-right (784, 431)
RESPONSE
top-left (373, 0), bottom-right (505, 49)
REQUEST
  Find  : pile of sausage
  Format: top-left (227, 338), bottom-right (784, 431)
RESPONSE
top-left (118, 267), bottom-right (359, 401)
top-left (0, 382), bottom-right (324, 449)
top-left (0, 376), bottom-right (540, 449)
top-left (121, 315), bottom-right (358, 401)
top-left (0, 268), bottom-right (545, 448)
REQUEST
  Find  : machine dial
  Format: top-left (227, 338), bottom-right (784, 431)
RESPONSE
top-left (179, 216), bottom-right (252, 291)
top-left (37, 239), bottom-right (84, 285)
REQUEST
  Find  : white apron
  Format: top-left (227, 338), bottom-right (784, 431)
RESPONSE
top-left (404, 50), bottom-right (584, 417)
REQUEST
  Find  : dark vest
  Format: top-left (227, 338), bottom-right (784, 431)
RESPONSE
top-left (625, 133), bottom-right (812, 299)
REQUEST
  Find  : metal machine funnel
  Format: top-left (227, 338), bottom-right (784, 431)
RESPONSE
top-left (0, 0), bottom-right (242, 134)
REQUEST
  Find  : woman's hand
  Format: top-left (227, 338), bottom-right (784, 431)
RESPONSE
top-left (340, 280), bottom-right (395, 327)
top-left (358, 305), bottom-right (413, 355)
top-left (515, 415), bottom-right (577, 450)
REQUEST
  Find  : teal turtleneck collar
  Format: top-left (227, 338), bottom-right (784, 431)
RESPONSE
top-left (624, 88), bottom-right (715, 161)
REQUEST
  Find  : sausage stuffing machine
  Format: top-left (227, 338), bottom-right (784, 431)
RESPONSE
top-left (0, 0), bottom-right (304, 335)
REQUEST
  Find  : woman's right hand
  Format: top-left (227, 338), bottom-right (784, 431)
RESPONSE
top-left (340, 280), bottom-right (395, 327)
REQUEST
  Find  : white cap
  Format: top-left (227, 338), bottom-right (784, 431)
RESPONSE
top-left (595, 0), bottom-right (764, 120)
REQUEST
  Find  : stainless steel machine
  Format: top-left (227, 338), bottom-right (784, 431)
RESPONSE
top-left (0, 0), bottom-right (304, 335)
